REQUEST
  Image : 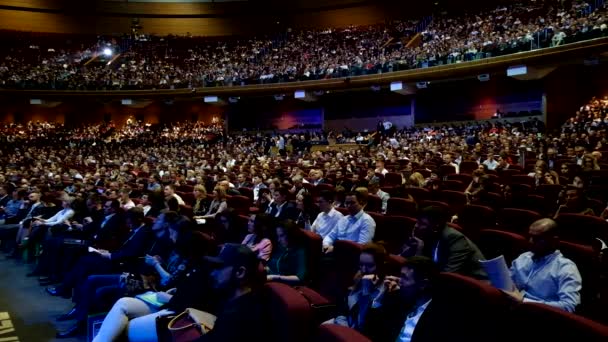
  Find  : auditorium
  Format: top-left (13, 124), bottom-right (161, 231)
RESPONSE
top-left (0, 0), bottom-right (607, 341)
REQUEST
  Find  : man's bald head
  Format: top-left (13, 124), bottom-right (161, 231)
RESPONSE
top-left (529, 218), bottom-right (559, 258)
top-left (529, 218), bottom-right (558, 236)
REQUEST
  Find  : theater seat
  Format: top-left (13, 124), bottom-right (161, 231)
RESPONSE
top-left (384, 172), bottom-right (403, 186)
top-left (227, 195), bottom-right (251, 215)
top-left (555, 213), bottom-right (608, 245)
top-left (314, 324), bottom-right (372, 342)
top-left (299, 229), bottom-right (323, 287)
top-left (458, 205), bottom-right (497, 239)
top-left (333, 240), bottom-right (363, 295)
top-left (559, 240), bottom-right (601, 317)
top-left (511, 302), bottom-right (608, 341)
top-left (477, 229), bottom-right (529, 265)
top-left (366, 194), bottom-right (383, 213)
top-left (386, 197), bottom-right (417, 217)
top-left (435, 272), bottom-right (513, 342)
top-left (264, 282), bottom-right (314, 342)
top-left (497, 208), bottom-right (542, 235)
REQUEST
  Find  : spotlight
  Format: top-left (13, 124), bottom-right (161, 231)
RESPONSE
top-left (102, 48), bottom-right (113, 57)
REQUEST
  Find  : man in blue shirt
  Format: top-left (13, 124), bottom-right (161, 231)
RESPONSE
top-left (507, 218), bottom-right (582, 312)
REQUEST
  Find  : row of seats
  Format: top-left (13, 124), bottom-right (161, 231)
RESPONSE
top-left (266, 273), bottom-right (608, 342)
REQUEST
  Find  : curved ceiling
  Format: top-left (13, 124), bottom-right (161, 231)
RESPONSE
top-left (0, 0), bottom-right (401, 17)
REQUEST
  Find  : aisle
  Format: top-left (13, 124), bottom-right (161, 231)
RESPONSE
top-left (0, 255), bottom-right (86, 342)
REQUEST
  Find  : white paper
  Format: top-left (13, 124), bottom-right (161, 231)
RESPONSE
top-left (88, 246), bottom-right (100, 254)
top-left (480, 255), bottom-right (514, 291)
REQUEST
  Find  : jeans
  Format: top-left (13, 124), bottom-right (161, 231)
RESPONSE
top-left (92, 297), bottom-right (173, 342)
top-left (74, 274), bottom-right (123, 321)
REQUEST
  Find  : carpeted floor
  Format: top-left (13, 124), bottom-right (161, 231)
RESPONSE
top-left (0, 254), bottom-right (86, 342)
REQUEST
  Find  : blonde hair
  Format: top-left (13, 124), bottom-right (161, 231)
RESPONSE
top-left (409, 172), bottom-right (425, 187)
top-left (194, 184), bottom-right (207, 197)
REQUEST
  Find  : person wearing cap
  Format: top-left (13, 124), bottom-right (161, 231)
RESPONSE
top-left (193, 243), bottom-right (265, 342)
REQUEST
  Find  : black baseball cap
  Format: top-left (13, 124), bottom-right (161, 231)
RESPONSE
top-left (205, 243), bottom-right (258, 272)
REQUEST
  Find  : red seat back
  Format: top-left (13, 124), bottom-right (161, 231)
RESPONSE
top-left (315, 324), bottom-right (372, 342)
top-left (497, 208), bottom-right (542, 235)
top-left (511, 302), bottom-right (608, 341)
top-left (264, 282), bottom-right (313, 342)
top-left (477, 229), bottom-right (529, 265)
top-left (386, 197), bottom-right (417, 217)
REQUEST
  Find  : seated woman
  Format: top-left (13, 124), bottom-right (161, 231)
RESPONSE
top-left (294, 192), bottom-right (320, 229)
top-left (326, 243), bottom-right (388, 332)
top-left (266, 220), bottom-right (308, 285)
top-left (200, 187), bottom-right (228, 219)
top-left (91, 218), bottom-right (215, 342)
top-left (242, 213), bottom-right (273, 262)
top-left (191, 184), bottom-right (208, 218)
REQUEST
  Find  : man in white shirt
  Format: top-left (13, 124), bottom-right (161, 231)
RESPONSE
top-left (163, 184), bottom-right (185, 206)
top-left (482, 154), bottom-right (498, 171)
top-left (374, 159), bottom-right (389, 176)
top-left (366, 256), bottom-right (438, 342)
top-left (442, 153), bottom-right (460, 174)
top-left (323, 191), bottom-right (376, 253)
top-left (310, 190), bottom-right (343, 239)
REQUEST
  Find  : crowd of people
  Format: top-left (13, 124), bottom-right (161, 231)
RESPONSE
top-left (0, 95), bottom-right (606, 340)
top-left (0, 0), bottom-right (606, 90)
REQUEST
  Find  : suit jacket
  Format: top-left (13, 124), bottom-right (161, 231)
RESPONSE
top-left (267, 202), bottom-right (299, 222)
top-left (366, 294), bottom-right (489, 342)
top-left (110, 225), bottom-right (154, 264)
top-left (17, 203), bottom-right (46, 227)
top-left (435, 227), bottom-right (487, 280)
top-left (365, 292), bottom-right (436, 342)
top-left (89, 213), bottom-right (128, 252)
top-left (0, 195), bottom-right (10, 208)
top-left (235, 182), bottom-right (253, 189)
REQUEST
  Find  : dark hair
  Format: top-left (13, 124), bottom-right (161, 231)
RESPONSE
top-left (276, 186), bottom-right (289, 198)
top-left (318, 190), bottom-right (335, 203)
top-left (299, 192), bottom-right (316, 212)
top-left (402, 256), bottom-right (438, 291)
top-left (346, 190), bottom-right (368, 206)
top-left (275, 220), bottom-right (300, 247)
top-left (175, 230), bottom-right (212, 260)
top-left (108, 199), bottom-right (121, 210)
top-left (360, 242), bottom-right (388, 278)
top-left (166, 196), bottom-right (179, 212)
top-left (252, 213), bottom-right (274, 244)
top-left (126, 207), bottom-right (145, 223)
top-left (418, 205), bottom-right (448, 228)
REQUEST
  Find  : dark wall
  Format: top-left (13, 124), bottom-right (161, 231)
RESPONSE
top-left (415, 78), bottom-right (544, 123)
top-left (0, 99), bottom-right (223, 126)
top-left (0, 1), bottom-right (418, 35)
top-left (544, 64), bottom-right (608, 131)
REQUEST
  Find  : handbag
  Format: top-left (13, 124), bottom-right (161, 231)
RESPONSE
top-left (119, 273), bottom-right (155, 296)
top-left (167, 308), bottom-right (217, 342)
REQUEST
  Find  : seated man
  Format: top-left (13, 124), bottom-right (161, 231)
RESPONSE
top-left (310, 190), bottom-right (343, 239)
top-left (400, 206), bottom-right (487, 280)
top-left (323, 191), bottom-right (376, 253)
top-left (368, 177), bottom-right (390, 214)
top-left (507, 218), bottom-right (582, 313)
top-left (365, 256), bottom-right (438, 342)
